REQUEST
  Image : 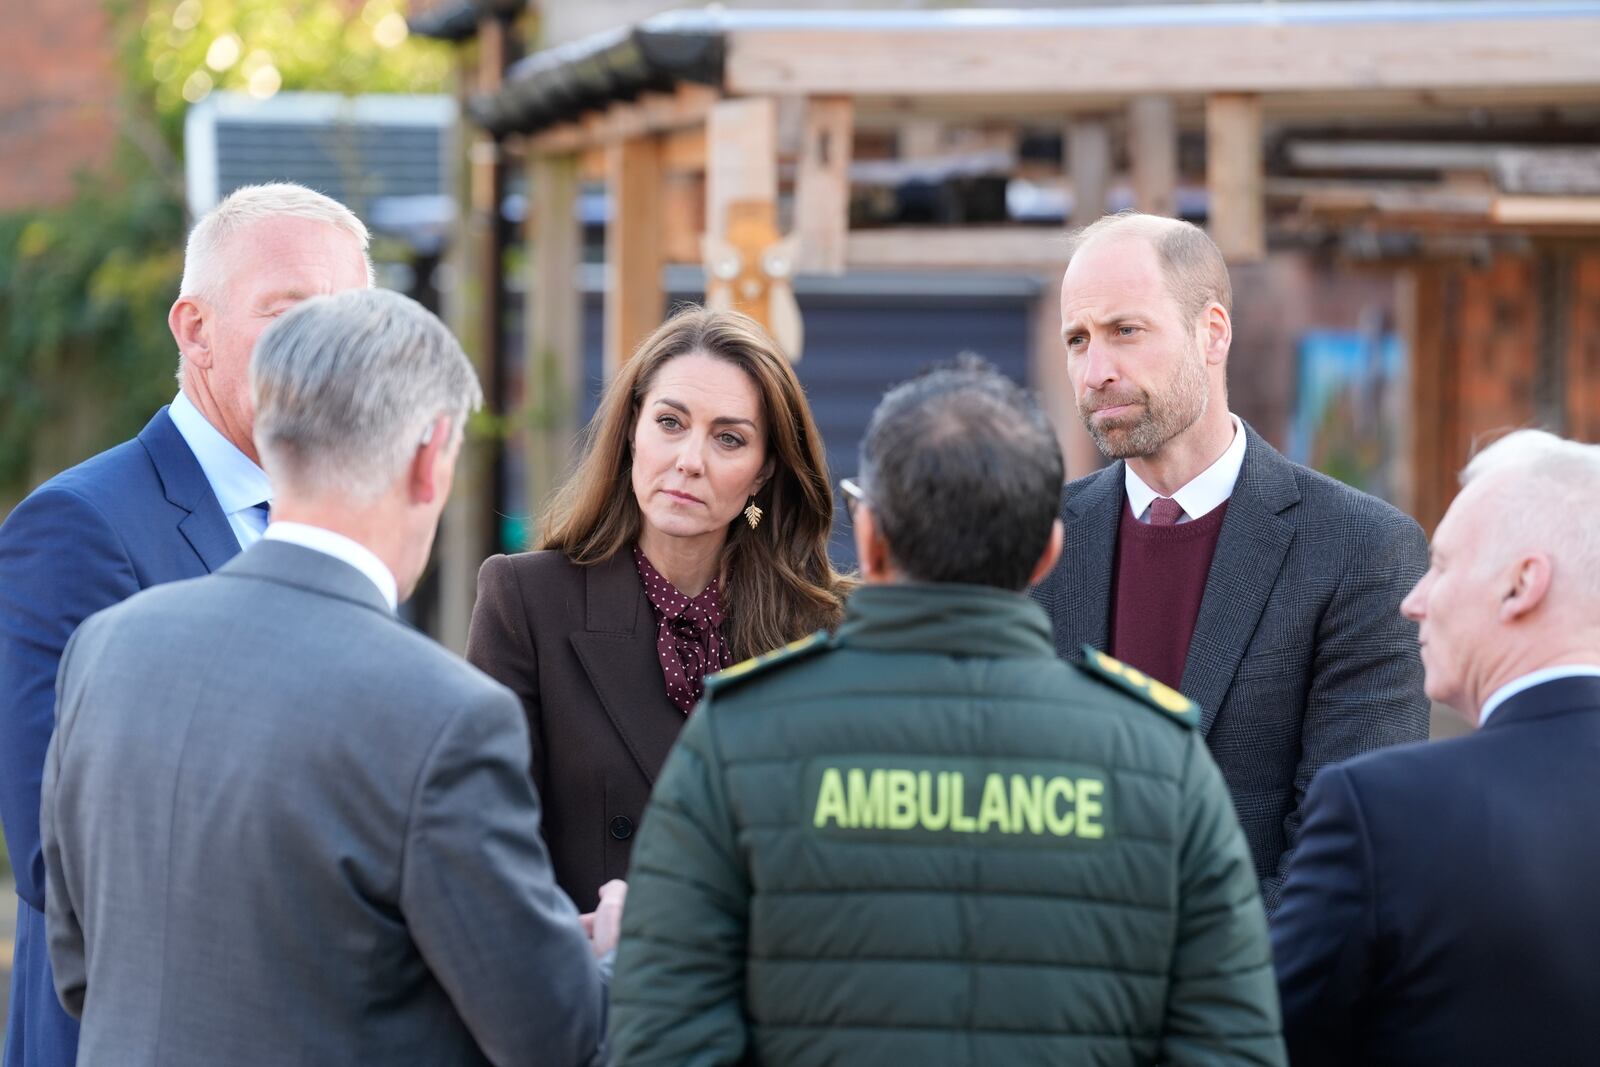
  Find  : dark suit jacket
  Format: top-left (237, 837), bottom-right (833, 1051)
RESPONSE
top-left (0, 407), bottom-right (239, 1067)
top-left (467, 550), bottom-right (686, 911)
top-left (1271, 675), bottom-right (1600, 1067)
top-left (42, 540), bottom-right (605, 1067)
top-left (1031, 424), bottom-right (1429, 910)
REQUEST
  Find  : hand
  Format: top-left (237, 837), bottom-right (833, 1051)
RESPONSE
top-left (579, 879), bottom-right (628, 959)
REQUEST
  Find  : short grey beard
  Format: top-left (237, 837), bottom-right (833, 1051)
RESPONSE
top-left (1080, 352), bottom-right (1209, 460)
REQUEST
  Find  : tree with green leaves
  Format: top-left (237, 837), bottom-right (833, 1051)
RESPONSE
top-left (0, 0), bottom-right (450, 507)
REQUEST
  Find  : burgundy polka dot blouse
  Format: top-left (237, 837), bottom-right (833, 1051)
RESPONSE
top-left (632, 545), bottom-right (733, 714)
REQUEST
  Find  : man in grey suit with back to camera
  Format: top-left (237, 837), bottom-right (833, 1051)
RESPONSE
top-left (1032, 211), bottom-right (1430, 911)
top-left (40, 288), bottom-right (617, 1066)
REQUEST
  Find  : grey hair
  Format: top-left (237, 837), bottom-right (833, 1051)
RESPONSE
top-left (251, 288), bottom-right (483, 502)
top-left (1460, 429), bottom-right (1600, 602)
top-left (180, 183), bottom-right (374, 301)
top-left (1065, 211), bottom-right (1233, 321)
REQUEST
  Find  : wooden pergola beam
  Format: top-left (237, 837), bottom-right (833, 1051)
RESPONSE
top-left (844, 227), bottom-right (1067, 271)
top-left (525, 84), bottom-right (718, 156)
top-left (525, 152), bottom-right (583, 531)
top-left (1066, 118), bottom-right (1111, 229)
top-left (1128, 96), bottom-right (1177, 218)
top-left (725, 15), bottom-right (1600, 96)
top-left (794, 96), bottom-right (854, 274)
top-left (1206, 92), bottom-right (1265, 262)
top-left (604, 136), bottom-right (666, 375)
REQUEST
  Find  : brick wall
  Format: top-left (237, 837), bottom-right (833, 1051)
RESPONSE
top-left (0, 0), bottom-right (120, 211)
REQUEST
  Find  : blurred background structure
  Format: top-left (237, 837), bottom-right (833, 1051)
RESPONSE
top-left (4, 1), bottom-right (1600, 1016)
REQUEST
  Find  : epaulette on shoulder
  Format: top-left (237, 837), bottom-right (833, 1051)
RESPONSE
top-left (703, 630), bottom-right (832, 697)
top-left (1074, 645), bottom-right (1198, 729)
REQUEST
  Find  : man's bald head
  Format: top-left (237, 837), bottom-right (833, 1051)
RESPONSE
top-left (1459, 430), bottom-right (1600, 610)
top-left (1065, 212), bottom-right (1233, 324)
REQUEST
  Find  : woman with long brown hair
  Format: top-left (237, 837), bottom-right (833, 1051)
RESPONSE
top-left (466, 307), bottom-right (851, 909)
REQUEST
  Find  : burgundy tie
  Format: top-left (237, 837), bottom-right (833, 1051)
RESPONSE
top-left (1148, 497), bottom-right (1185, 526)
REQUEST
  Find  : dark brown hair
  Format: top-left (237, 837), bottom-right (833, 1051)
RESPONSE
top-left (539, 306), bottom-right (852, 659)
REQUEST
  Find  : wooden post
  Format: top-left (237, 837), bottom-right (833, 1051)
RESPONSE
top-left (604, 134), bottom-right (665, 376)
top-left (1128, 95), bottom-right (1177, 217)
top-left (795, 96), bottom-right (853, 274)
top-left (436, 20), bottom-right (507, 652)
top-left (525, 152), bottom-right (582, 543)
top-left (707, 97), bottom-right (778, 244)
top-left (705, 97), bottom-right (787, 337)
top-left (1206, 92), bottom-right (1265, 262)
top-left (1067, 118), bottom-right (1112, 228)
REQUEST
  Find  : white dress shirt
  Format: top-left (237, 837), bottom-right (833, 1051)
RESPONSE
top-left (166, 391), bottom-right (273, 549)
top-left (1478, 665), bottom-right (1600, 725)
top-left (1124, 414), bottom-right (1248, 524)
top-left (263, 522), bottom-right (399, 613)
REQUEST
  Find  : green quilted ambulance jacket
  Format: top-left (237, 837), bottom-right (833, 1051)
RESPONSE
top-left (609, 583), bottom-right (1285, 1067)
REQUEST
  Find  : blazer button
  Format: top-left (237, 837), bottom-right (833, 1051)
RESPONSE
top-left (609, 815), bottom-right (634, 840)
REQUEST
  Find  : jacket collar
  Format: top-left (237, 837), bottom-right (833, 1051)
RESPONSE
top-left (837, 583), bottom-right (1057, 660)
top-left (1481, 675), bottom-right (1600, 732)
top-left (569, 551), bottom-right (683, 785)
top-left (218, 538), bottom-right (393, 616)
top-left (137, 406), bottom-right (240, 573)
top-left (1179, 423), bottom-right (1301, 730)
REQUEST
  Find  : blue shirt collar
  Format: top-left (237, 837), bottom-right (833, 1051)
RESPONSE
top-left (166, 391), bottom-right (272, 518)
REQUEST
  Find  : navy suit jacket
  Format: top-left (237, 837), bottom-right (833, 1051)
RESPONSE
top-left (1272, 675), bottom-right (1600, 1066)
top-left (0, 407), bottom-right (239, 1067)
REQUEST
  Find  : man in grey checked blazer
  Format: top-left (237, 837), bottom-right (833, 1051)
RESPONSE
top-left (41, 289), bottom-right (615, 1066)
top-left (1033, 213), bottom-right (1429, 911)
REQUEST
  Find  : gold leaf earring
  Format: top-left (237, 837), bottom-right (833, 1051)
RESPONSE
top-left (743, 496), bottom-right (763, 529)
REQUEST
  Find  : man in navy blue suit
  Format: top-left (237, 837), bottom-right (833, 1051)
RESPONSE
top-left (1272, 429), bottom-right (1600, 1066)
top-left (0, 182), bottom-right (370, 1066)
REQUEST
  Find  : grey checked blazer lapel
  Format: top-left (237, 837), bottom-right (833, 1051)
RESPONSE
top-left (1179, 425), bottom-right (1301, 734)
top-left (1048, 462), bottom-right (1125, 655)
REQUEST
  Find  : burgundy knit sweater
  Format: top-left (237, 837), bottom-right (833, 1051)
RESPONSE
top-left (1108, 499), bottom-right (1230, 690)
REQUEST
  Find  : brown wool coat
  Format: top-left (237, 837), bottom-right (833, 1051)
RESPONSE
top-left (467, 550), bottom-right (685, 911)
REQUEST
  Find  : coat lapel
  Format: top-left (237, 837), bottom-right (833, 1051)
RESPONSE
top-left (568, 553), bottom-right (685, 786)
top-left (138, 407), bottom-right (240, 573)
top-left (1180, 425), bottom-right (1300, 734)
top-left (1046, 463), bottom-right (1125, 656)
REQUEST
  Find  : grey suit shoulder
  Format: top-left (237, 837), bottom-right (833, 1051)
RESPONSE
top-left (44, 539), bottom-right (605, 1067)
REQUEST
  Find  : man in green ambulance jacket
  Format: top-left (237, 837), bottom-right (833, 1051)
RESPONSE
top-left (608, 359), bottom-right (1284, 1067)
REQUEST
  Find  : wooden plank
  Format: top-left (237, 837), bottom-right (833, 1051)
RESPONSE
top-left (662, 127), bottom-right (707, 174)
top-left (661, 171), bottom-right (705, 264)
top-left (794, 96), bottom-right (853, 273)
top-left (1066, 118), bottom-right (1111, 228)
top-left (845, 227), bottom-right (1069, 270)
top-left (725, 17), bottom-right (1600, 96)
top-left (1206, 92), bottom-right (1265, 262)
top-left (604, 136), bottom-right (666, 376)
top-left (1128, 96), bottom-right (1177, 218)
top-left (579, 145), bottom-right (606, 182)
top-left (707, 97), bottom-right (778, 240)
top-left (1492, 195), bottom-right (1600, 226)
top-left (1568, 252), bottom-right (1600, 441)
top-left (525, 153), bottom-right (583, 534)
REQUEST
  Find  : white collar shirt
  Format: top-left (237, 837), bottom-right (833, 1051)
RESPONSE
top-left (166, 391), bottom-right (273, 549)
top-left (1477, 665), bottom-right (1600, 726)
top-left (1124, 414), bottom-right (1248, 524)
top-left (263, 521), bottom-right (399, 613)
